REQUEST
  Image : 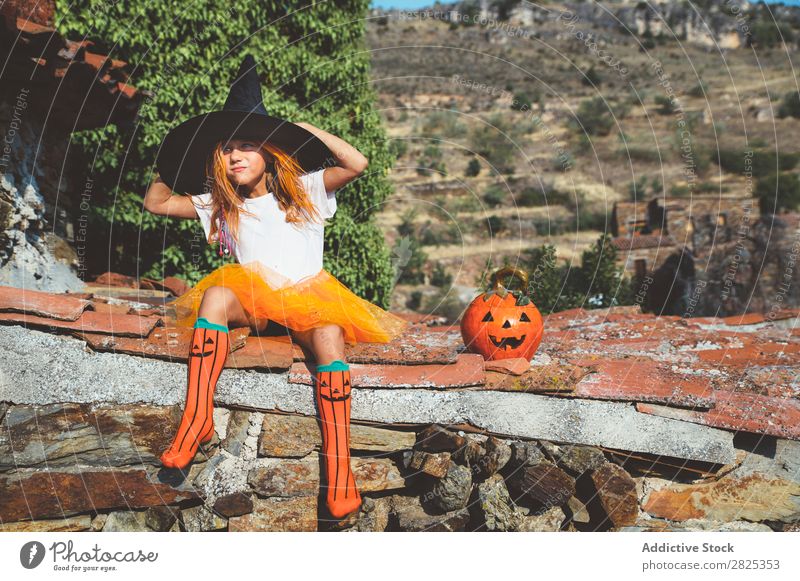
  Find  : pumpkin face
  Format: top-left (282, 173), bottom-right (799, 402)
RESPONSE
top-left (461, 290), bottom-right (544, 361)
top-left (317, 371), bottom-right (351, 402)
top-left (191, 336), bottom-right (218, 358)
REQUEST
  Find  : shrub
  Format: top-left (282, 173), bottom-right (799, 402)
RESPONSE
top-left (430, 261), bottom-right (453, 287)
top-left (465, 158), bottom-right (481, 177)
top-left (486, 215), bottom-right (506, 237)
top-left (778, 91), bottom-right (800, 119)
top-left (756, 172), bottom-right (800, 214)
top-left (654, 94), bottom-right (677, 115)
top-left (416, 144), bottom-right (447, 176)
top-left (572, 97), bottom-right (615, 136)
top-left (483, 185), bottom-right (507, 208)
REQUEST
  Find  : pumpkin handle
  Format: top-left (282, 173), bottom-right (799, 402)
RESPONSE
top-left (491, 267), bottom-right (529, 294)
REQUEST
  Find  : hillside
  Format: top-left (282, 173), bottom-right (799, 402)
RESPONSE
top-left (367, 0), bottom-right (800, 317)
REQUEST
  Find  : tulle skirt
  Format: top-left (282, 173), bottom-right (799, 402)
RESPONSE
top-left (166, 261), bottom-right (410, 344)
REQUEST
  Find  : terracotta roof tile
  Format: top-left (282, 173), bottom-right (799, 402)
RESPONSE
top-left (0, 284), bottom-right (89, 320)
top-left (637, 390), bottom-right (800, 441)
top-left (0, 309), bottom-right (161, 337)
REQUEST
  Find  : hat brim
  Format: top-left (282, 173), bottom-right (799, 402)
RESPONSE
top-left (155, 111), bottom-right (337, 195)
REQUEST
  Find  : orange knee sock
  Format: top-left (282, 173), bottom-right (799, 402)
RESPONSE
top-left (315, 360), bottom-right (362, 519)
top-left (161, 317), bottom-right (229, 469)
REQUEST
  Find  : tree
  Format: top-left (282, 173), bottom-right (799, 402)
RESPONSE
top-left (569, 233), bottom-right (634, 308)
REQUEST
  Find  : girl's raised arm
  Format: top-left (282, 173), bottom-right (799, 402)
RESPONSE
top-left (294, 122), bottom-right (367, 193)
top-left (143, 174), bottom-right (199, 219)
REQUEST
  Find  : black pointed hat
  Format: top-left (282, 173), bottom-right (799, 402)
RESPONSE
top-left (155, 55), bottom-right (336, 195)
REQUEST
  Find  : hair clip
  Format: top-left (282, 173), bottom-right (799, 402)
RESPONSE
top-left (218, 213), bottom-right (233, 257)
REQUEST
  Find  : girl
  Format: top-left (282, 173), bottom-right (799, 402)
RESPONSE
top-left (145, 58), bottom-right (409, 520)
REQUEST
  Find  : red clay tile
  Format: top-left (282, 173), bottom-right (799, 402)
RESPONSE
top-left (0, 285), bottom-right (89, 320)
top-left (160, 276), bottom-right (190, 297)
top-left (482, 364), bottom-right (587, 393)
top-left (343, 325), bottom-right (464, 365)
top-left (721, 311), bottom-right (797, 326)
top-left (288, 353), bottom-right (485, 389)
top-left (0, 310), bottom-right (162, 337)
top-left (89, 301), bottom-right (135, 316)
top-left (73, 326), bottom-right (249, 361)
top-left (92, 272), bottom-right (140, 288)
top-left (226, 336), bottom-right (294, 370)
top-left (636, 390), bottom-right (800, 440)
top-left (484, 358), bottom-right (530, 375)
top-left (696, 343), bottom-right (800, 367)
top-left (569, 358), bottom-right (716, 408)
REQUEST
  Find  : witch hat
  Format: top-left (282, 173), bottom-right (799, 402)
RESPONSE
top-left (155, 54), bottom-right (336, 195)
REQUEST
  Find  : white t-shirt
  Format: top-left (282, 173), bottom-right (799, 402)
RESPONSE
top-left (190, 169), bottom-right (337, 287)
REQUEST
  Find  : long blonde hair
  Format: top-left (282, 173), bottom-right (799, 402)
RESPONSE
top-left (196, 140), bottom-right (324, 249)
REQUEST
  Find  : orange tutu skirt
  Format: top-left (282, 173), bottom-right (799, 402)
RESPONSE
top-left (166, 261), bottom-right (410, 344)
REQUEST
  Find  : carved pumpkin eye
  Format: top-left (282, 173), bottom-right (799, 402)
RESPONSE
top-left (520, 312), bottom-right (531, 322)
top-left (482, 311), bottom-right (494, 322)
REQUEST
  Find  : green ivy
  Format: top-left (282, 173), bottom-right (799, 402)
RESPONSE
top-left (55, 0), bottom-right (397, 308)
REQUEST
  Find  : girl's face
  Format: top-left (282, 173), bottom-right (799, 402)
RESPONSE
top-left (222, 138), bottom-right (270, 188)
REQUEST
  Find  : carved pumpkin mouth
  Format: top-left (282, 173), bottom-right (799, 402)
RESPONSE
top-left (489, 334), bottom-right (526, 349)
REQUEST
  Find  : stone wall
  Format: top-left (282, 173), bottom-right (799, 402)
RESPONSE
top-left (1, 401), bottom-right (797, 532)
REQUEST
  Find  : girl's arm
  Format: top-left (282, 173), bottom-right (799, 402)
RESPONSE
top-left (143, 174), bottom-right (199, 219)
top-left (295, 122), bottom-right (368, 192)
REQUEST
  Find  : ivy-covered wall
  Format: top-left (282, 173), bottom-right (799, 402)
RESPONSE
top-left (55, 1), bottom-right (398, 308)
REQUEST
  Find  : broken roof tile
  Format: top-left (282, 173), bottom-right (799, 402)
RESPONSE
top-left (341, 324), bottom-right (464, 365)
top-left (0, 285), bottom-right (89, 320)
top-left (570, 358), bottom-right (717, 409)
top-left (0, 310), bottom-right (161, 337)
top-left (482, 363), bottom-right (588, 394)
top-left (636, 390), bottom-right (800, 441)
top-left (72, 326), bottom-right (250, 362)
top-left (484, 357), bottom-right (531, 376)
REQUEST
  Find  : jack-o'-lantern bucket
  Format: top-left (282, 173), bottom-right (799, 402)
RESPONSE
top-left (460, 266), bottom-right (544, 362)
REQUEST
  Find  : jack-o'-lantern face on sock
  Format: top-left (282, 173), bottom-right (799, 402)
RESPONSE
top-left (317, 371), bottom-right (351, 402)
top-left (191, 336), bottom-right (218, 358)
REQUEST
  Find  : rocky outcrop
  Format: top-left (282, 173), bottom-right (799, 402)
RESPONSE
top-left (0, 0), bottom-right (145, 292)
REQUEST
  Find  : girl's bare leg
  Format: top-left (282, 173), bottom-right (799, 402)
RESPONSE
top-left (292, 325), bottom-right (362, 519)
top-left (289, 324), bottom-right (346, 367)
top-left (198, 286), bottom-right (268, 334)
